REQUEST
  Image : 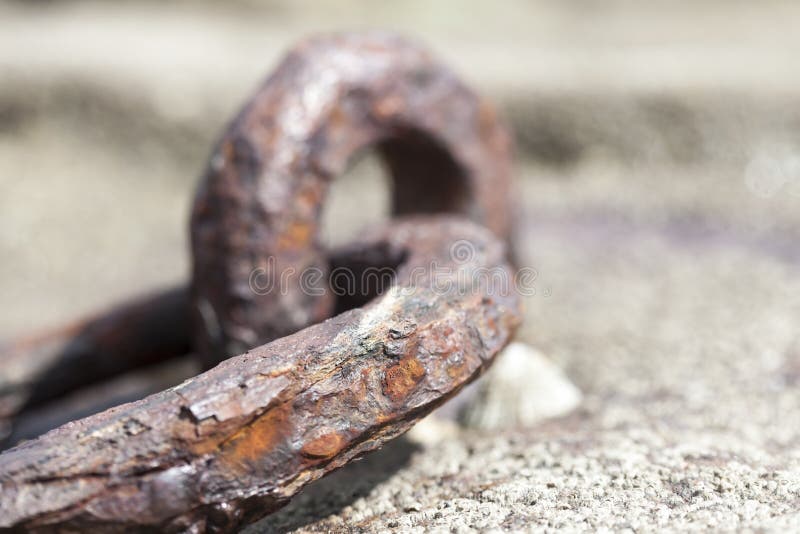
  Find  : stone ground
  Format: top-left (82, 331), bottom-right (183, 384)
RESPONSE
top-left (2, 1), bottom-right (800, 531)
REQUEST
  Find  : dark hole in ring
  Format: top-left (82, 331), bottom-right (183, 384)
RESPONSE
top-left (378, 128), bottom-right (470, 217)
top-left (328, 242), bottom-right (408, 315)
top-left (325, 129), bottom-right (468, 313)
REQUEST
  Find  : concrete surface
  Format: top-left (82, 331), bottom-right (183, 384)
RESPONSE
top-left (2, 1), bottom-right (800, 531)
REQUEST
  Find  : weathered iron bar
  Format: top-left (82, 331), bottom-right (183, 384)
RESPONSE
top-left (0, 287), bottom-right (191, 442)
top-left (0, 217), bottom-right (521, 533)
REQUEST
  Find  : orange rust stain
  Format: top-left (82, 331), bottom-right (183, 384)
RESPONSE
top-left (217, 403), bottom-right (292, 466)
top-left (382, 356), bottom-right (426, 403)
top-left (297, 186), bottom-right (321, 210)
top-left (189, 437), bottom-right (220, 457)
top-left (446, 357), bottom-right (470, 380)
top-left (221, 140), bottom-right (234, 160)
top-left (328, 104), bottom-right (345, 125)
top-left (373, 96), bottom-right (403, 119)
top-left (277, 221), bottom-right (312, 250)
top-left (478, 101), bottom-right (498, 131)
top-left (301, 431), bottom-right (346, 460)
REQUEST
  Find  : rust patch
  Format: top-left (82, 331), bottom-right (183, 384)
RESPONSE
top-left (277, 221), bottom-right (313, 250)
top-left (382, 355), bottom-right (426, 402)
top-left (219, 403), bottom-right (292, 467)
top-left (373, 95), bottom-right (403, 119)
top-left (301, 430), bottom-right (346, 460)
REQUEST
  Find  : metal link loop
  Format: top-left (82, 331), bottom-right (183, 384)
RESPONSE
top-left (191, 32), bottom-right (514, 366)
top-left (0, 32), bottom-right (520, 533)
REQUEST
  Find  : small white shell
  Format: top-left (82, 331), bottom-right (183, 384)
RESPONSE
top-left (460, 342), bottom-right (582, 430)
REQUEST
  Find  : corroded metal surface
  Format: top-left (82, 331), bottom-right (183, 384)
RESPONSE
top-left (0, 32), bottom-right (514, 428)
top-left (0, 287), bottom-right (191, 442)
top-left (0, 32), bottom-right (519, 532)
top-left (0, 217), bottom-right (521, 533)
top-left (191, 32), bottom-right (514, 366)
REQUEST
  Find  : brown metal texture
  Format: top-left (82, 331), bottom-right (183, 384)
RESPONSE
top-left (191, 31), bottom-right (514, 366)
top-left (0, 216), bottom-right (521, 533)
top-left (0, 287), bottom-right (191, 443)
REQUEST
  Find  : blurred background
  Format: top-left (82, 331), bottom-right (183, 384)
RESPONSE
top-left (3, 0), bottom-right (800, 335)
top-left (3, 0), bottom-right (800, 531)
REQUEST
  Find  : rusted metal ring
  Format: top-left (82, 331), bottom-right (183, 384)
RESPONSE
top-left (0, 32), bottom-right (520, 533)
top-left (0, 216), bottom-right (521, 532)
top-left (191, 32), bottom-right (514, 365)
top-left (0, 31), bottom-right (515, 444)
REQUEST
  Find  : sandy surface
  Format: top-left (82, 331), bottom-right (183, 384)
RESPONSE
top-left (2, 1), bottom-right (800, 531)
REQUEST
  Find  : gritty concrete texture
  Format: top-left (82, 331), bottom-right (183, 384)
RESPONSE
top-left (2, 1), bottom-right (800, 532)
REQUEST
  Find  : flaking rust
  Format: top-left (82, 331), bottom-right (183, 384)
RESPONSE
top-left (0, 217), bottom-right (521, 533)
top-left (191, 31), bottom-right (514, 366)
